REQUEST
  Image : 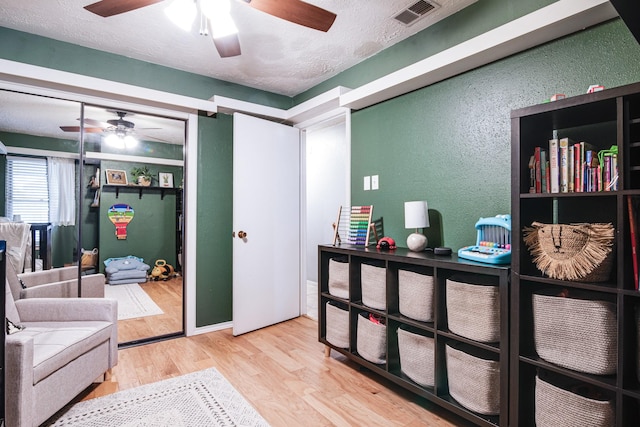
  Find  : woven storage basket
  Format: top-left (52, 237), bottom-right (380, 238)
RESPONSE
top-left (356, 312), bottom-right (386, 364)
top-left (446, 343), bottom-right (500, 415)
top-left (446, 276), bottom-right (500, 343)
top-left (398, 269), bottom-right (434, 322)
top-left (325, 301), bottom-right (349, 349)
top-left (523, 222), bottom-right (614, 282)
top-left (328, 258), bottom-right (349, 299)
top-left (533, 291), bottom-right (617, 375)
top-left (397, 327), bottom-right (434, 387)
top-left (361, 263), bottom-right (386, 310)
top-left (535, 375), bottom-right (614, 427)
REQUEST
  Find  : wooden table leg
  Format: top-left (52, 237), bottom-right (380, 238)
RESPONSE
top-left (324, 346), bottom-right (331, 357)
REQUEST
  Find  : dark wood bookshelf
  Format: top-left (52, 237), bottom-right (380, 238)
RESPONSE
top-left (511, 81), bottom-right (640, 426)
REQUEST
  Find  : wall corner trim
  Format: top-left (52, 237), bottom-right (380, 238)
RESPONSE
top-left (339, 0), bottom-right (618, 110)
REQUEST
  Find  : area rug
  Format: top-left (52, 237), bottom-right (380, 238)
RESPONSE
top-left (47, 368), bottom-right (270, 427)
top-left (103, 283), bottom-right (164, 320)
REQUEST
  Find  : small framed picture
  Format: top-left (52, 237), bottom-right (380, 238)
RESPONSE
top-left (105, 169), bottom-right (128, 185)
top-left (159, 172), bottom-right (174, 188)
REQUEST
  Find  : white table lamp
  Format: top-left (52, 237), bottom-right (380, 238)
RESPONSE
top-left (405, 201), bottom-right (430, 251)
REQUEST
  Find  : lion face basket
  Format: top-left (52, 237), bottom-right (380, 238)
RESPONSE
top-left (522, 222), bottom-right (615, 282)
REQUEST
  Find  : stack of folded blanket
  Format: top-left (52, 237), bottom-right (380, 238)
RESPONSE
top-left (104, 255), bottom-right (150, 285)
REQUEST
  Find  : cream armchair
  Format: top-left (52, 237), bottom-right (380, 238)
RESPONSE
top-left (4, 281), bottom-right (118, 427)
top-left (9, 263), bottom-right (105, 299)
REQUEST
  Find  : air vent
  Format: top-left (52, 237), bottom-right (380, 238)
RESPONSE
top-left (394, 0), bottom-right (438, 26)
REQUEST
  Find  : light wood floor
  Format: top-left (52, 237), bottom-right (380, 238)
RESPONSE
top-left (83, 316), bottom-right (473, 426)
top-left (117, 276), bottom-right (183, 343)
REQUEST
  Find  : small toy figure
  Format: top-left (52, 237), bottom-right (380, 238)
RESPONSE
top-left (150, 259), bottom-right (176, 281)
top-left (376, 236), bottom-right (397, 250)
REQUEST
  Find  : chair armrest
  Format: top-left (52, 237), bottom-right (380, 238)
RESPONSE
top-left (15, 298), bottom-right (117, 323)
top-left (18, 266), bottom-right (77, 286)
top-left (19, 274), bottom-right (105, 299)
top-left (5, 333), bottom-right (35, 427)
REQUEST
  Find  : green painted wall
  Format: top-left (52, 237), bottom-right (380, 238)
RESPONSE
top-left (350, 20), bottom-right (640, 251)
top-left (97, 162), bottom-right (178, 274)
top-left (195, 113), bottom-right (233, 326)
top-left (294, 0), bottom-right (557, 103)
top-left (0, 27), bottom-right (292, 109)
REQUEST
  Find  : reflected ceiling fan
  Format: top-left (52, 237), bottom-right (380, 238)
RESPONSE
top-left (60, 111), bottom-right (165, 146)
top-left (83, 0), bottom-right (337, 58)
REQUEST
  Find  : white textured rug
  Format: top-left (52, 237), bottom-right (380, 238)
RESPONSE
top-left (48, 368), bottom-right (270, 427)
top-left (104, 283), bottom-right (164, 320)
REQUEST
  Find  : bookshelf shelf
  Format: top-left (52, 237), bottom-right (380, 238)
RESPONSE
top-left (511, 81), bottom-right (640, 426)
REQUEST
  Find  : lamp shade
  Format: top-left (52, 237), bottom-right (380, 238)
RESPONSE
top-left (404, 201), bottom-right (430, 229)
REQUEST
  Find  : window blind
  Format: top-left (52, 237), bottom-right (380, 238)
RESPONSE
top-left (6, 156), bottom-right (49, 223)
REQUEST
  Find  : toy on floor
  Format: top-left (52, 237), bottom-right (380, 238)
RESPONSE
top-left (150, 259), bottom-right (176, 281)
top-left (104, 255), bottom-right (150, 285)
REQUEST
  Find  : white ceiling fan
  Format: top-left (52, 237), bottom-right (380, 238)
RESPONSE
top-left (83, 0), bottom-right (337, 58)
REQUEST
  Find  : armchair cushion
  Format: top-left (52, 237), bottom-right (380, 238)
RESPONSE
top-left (16, 321), bottom-right (114, 384)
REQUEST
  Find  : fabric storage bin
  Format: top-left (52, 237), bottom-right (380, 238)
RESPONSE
top-left (446, 343), bottom-right (500, 415)
top-left (325, 301), bottom-right (349, 349)
top-left (535, 375), bottom-right (614, 427)
top-left (446, 275), bottom-right (500, 343)
top-left (356, 312), bottom-right (386, 364)
top-left (397, 326), bottom-right (434, 387)
top-left (361, 263), bottom-right (386, 310)
top-left (398, 269), bottom-right (434, 322)
top-left (533, 290), bottom-right (617, 375)
top-left (328, 258), bottom-right (349, 299)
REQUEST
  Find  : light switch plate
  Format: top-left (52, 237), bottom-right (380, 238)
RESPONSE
top-left (372, 175), bottom-right (379, 190)
top-left (364, 176), bottom-right (371, 191)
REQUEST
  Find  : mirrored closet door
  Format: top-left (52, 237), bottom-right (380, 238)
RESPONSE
top-left (0, 90), bottom-right (186, 345)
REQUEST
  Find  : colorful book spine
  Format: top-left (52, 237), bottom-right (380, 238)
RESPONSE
top-left (559, 138), bottom-right (570, 193)
top-left (549, 138), bottom-right (559, 193)
top-left (534, 146), bottom-right (542, 193)
top-left (628, 197), bottom-right (639, 290)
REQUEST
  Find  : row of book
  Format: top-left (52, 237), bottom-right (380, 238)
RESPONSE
top-left (528, 139), bottom-right (618, 193)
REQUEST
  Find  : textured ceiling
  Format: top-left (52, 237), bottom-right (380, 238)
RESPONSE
top-left (0, 0), bottom-right (477, 97)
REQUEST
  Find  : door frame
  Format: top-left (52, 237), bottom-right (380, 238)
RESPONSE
top-left (296, 107), bottom-right (351, 316)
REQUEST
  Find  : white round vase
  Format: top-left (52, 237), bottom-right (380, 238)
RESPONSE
top-left (406, 233), bottom-right (428, 252)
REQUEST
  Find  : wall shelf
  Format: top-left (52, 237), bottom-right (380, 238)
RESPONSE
top-left (101, 184), bottom-right (180, 200)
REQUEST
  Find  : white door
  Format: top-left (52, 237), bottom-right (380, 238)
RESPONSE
top-left (232, 113), bottom-right (301, 336)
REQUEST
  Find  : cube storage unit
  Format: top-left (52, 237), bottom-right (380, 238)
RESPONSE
top-left (511, 82), bottom-right (640, 426)
top-left (318, 245), bottom-right (510, 427)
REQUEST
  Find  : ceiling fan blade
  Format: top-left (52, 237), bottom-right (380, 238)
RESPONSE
top-left (60, 126), bottom-right (103, 133)
top-left (84, 0), bottom-right (164, 17)
top-left (245, 0), bottom-right (336, 32)
top-left (213, 34), bottom-right (242, 58)
top-left (83, 118), bottom-right (112, 128)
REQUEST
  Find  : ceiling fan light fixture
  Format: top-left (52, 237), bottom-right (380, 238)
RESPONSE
top-left (123, 135), bottom-right (138, 148)
top-left (165, 0), bottom-right (197, 31)
top-left (200, 0), bottom-right (231, 19)
top-left (104, 132), bottom-right (125, 149)
top-left (211, 15), bottom-right (238, 38)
